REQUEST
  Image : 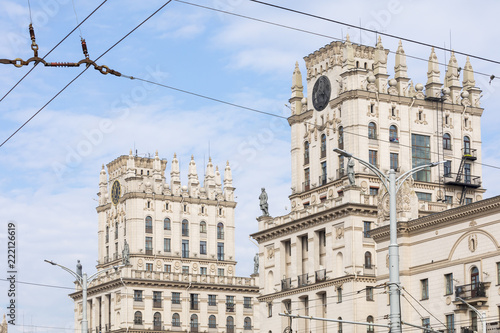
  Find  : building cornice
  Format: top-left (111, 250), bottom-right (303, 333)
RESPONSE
top-left (371, 195), bottom-right (500, 241)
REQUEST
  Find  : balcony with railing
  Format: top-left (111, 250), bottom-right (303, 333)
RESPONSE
top-left (190, 301), bottom-right (199, 310)
top-left (315, 269), bottom-right (326, 282)
top-left (303, 180), bottom-right (310, 192)
top-left (455, 282), bottom-right (488, 304)
top-left (226, 303), bottom-right (235, 312)
top-left (297, 273), bottom-right (309, 287)
top-left (462, 148), bottom-right (477, 161)
top-left (444, 173), bottom-right (481, 188)
top-left (227, 324), bottom-right (235, 333)
top-left (281, 277), bottom-right (292, 291)
top-left (190, 323), bottom-right (199, 333)
top-left (319, 174), bottom-right (327, 186)
top-left (153, 321), bottom-right (162, 331)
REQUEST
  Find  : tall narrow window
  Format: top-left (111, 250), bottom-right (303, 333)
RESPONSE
top-left (304, 141), bottom-right (310, 165)
top-left (464, 136), bottom-right (471, 155)
top-left (369, 150), bottom-right (378, 167)
top-left (106, 226), bottom-right (109, 243)
top-left (368, 122), bottom-right (377, 139)
top-left (338, 155), bottom-right (345, 177)
top-left (444, 160), bottom-right (451, 177)
top-left (227, 316), bottom-right (235, 333)
top-left (200, 221), bottom-right (207, 233)
top-left (190, 314), bottom-right (199, 331)
top-left (464, 163), bottom-right (471, 183)
top-left (421, 278), bottom-right (429, 300)
top-left (422, 318), bottom-right (430, 333)
top-left (304, 168), bottom-right (310, 191)
top-left (446, 314), bottom-right (454, 333)
top-left (445, 273), bottom-right (453, 295)
top-left (172, 313), bottom-right (180, 327)
top-left (390, 153), bottom-right (399, 171)
top-left (182, 219), bottom-right (189, 237)
top-left (145, 216), bottom-right (152, 233)
top-left (412, 134), bottom-right (431, 182)
top-left (363, 221), bottom-right (371, 238)
top-left (182, 240), bottom-right (189, 258)
top-left (337, 287), bottom-right (342, 303)
top-left (209, 315), bottom-right (217, 328)
top-left (153, 312), bottom-right (161, 330)
top-left (200, 241), bottom-right (207, 255)
top-left (389, 125), bottom-right (398, 142)
top-left (321, 134), bottom-right (327, 158)
top-left (443, 133), bottom-right (451, 150)
top-left (217, 242), bottom-right (224, 261)
top-left (367, 315), bottom-right (374, 333)
top-left (244, 317), bottom-right (252, 330)
top-left (338, 127), bottom-right (344, 149)
top-left (320, 161), bottom-right (327, 185)
top-left (134, 311), bottom-right (142, 325)
top-left (164, 238), bottom-right (171, 252)
top-left (164, 218), bottom-right (171, 230)
top-left (145, 237), bottom-right (153, 255)
top-left (364, 252), bottom-right (372, 269)
top-left (217, 222), bottom-right (224, 240)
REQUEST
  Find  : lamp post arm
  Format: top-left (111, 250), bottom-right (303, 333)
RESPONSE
top-left (44, 260), bottom-right (82, 285)
top-left (87, 264), bottom-right (124, 284)
top-left (456, 297), bottom-right (486, 332)
top-left (349, 156), bottom-right (389, 192)
top-left (395, 161), bottom-right (445, 193)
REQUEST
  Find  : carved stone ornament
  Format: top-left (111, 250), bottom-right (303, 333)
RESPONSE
top-left (386, 254), bottom-right (389, 268)
top-left (156, 260), bottom-right (162, 268)
top-left (468, 234), bottom-right (478, 252)
top-left (312, 75), bottom-right (331, 111)
top-left (336, 226), bottom-right (344, 239)
top-left (469, 220), bottom-right (477, 227)
top-left (137, 259), bottom-right (143, 267)
top-left (266, 246), bottom-right (275, 259)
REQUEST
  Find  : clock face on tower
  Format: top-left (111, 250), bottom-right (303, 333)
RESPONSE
top-left (111, 180), bottom-right (121, 205)
top-left (312, 75), bottom-right (331, 111)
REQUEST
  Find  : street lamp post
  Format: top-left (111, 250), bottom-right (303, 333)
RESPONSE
top-left (45, 259), bottom-right (123, 333)
top-left (333, 148), bottom-right (444, 333)
top-left (457, 297), bottom-right (487, 333)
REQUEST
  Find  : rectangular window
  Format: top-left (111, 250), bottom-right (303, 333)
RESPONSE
top-left (200, 241), bottom-right (207, 255)
top-left (134, 290), bottom-right (143, 301)
top-left (421, 278), bottom-right (429, 300)
top-left (244, 297), bottom-right (252, 309)
top-left (366, 287), bottom-right (374, 301)
top-left (304, 168), bottom-right (310, 191)
top-left (226, 296), bottom-right (235, 312)
top-left (369, 187), bottom-right (378, 196)
top-left (217, 242), bottom-right (224, 261)
top-left (337, 287), bottom-right (342, 303)
top-left (445, 196), bottom-right (453, 204)
top-left (172, 292), bottom-right (181, 304)
top-left (363, 221), bottom-right (372, 238)
top-left (268, 302), bottom-right (272, 317)
top-left (208, 295), bottom-right (217, 306)
top-left (182, 240), bottom-right (189, 258)
top-left (464, 163), bottom-right (471, 183)
top-left (444, 160), bottom-right (452, 177)
top-left (338, 155), bottom-right (345, 177)
top-left (145, 237), bottom-right (153, 255)
top-left (446, 314), bottom-right (454, 333)
top-left (445, 273), bottom-right (453, 295)
top-left (320, 161), bottom-right (327, 185)
top-left (164, 264), bottom-right (171, 272)
top-left (497, 262), bottom-right (500, 285)
top-left (390, 152), bottom-right (399, 171)
top-left (164, 238), bottom-right (171, 252)
top-left (200, 267), bottom-right (207, 275)
top-left (422, 318), bottom-right (430, 333)
top-left (153, 291), bottom-right (162, 308)
top-left (416, 192), bottom-right (432, 202)
top-left (465, 198), bottom-right (473, 205)
top-left (190, 293), bottom-right (199, 310)
top-left (182, 266), bottom-right (189, 274)
top-left (164, 218), bottom-right (171, 230)
top-left (369, 150), bottom-right (378, 167)
top-left (412, 134), bottom-right (431, 182)
top-left (146, 263), bottom-right (153, 271)
top-left (218, 268), bottom-right (224, 276)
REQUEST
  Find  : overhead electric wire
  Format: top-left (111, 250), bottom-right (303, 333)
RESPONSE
top-left (249, 0), bottom-right (500, 67)
top-left (0, 0), bottom-right (173, 148)
top-left (0, 0), bottom-right (109, 103)
top-left (402, 287), bottom-right (447, 328)
top-left (0, 277), bottom-right (74, 290)
top-left (176, 0), bottom-right (495, 80)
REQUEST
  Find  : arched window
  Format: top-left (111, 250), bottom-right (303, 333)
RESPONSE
top-left (200, 221), bottom-right (207, 234)
top-left (464, 136), bottom-right (471, 155)
top-left (338, 127), bottom-right (344, 149)
top-left (367, 316), bottom-right (374, 333)
top-left (389, 125), bottom-right (398, 142)
top-left (443, 133), bottom-right (451, 150)
top-left (368, 122), bottom-right (377, 139)
top-left (145, 216), bottom-right (152, 233)
top-left (190, 314), bottom-right (198, 331)
top-left (153, 312), bottom-right (161, 330)
top-left (227, 316), bottom-right (235, 333)
top-left (244, 317), bottom-right (252, 330)
top-left (209, 315), bottom-right (217, 328)
top-left (182, 219), bottom-right (189, 237)
top-left (338, 317), bottom-right (343, 333)
top-left (164, 218), bottom-right (171, 231)
top-left (304, 141), bottom-right (310, 165)
top-left (364, 252), bottom-right (372, 269)
top-left (172, 313), bottom-right (180, 327)
top-left (321, 134), bottom-right (327, 158)
top-left (217, 222), bottom-right (224, 240)
top-left (471, 266), bottom-right (480, 297)
top-left (134, 311), bottom-right (142, 325)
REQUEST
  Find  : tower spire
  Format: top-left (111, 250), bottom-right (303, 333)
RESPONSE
top-left (425, 47), bottom-right (442, 97)
top-left (290, 61), bottom-right (304, 115)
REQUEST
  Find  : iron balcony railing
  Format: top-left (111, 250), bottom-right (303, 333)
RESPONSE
top-left (455, 282), bottom-right (486, 300)
top-left (315, 269), bottom-right (326, 282)
top-left (281, 277), bottom-right (292, 291)
top-left (297, 273), bottom-right (309, 287)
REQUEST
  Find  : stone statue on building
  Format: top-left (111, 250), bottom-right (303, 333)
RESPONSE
top-left (347, 157), bottom-right (355, 185)
top-left (259, 188), bottom-right (269, 216)
top-left (0, 314), bottom-right (7, 333)
top-left (122, 239), bottom-right (130, 265)
top-left (253, 253), bottom-right (259, 274)
top-left (76, 260), bottom-right (82, 278)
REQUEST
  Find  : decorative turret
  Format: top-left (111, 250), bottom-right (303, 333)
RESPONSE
top-left (170, 153), bottom-right (181, 193)
top-left (290, 61), bottom-right (304, 115)
top-left (374, 36), bottom-right (389, 92)
top-left (215, 166), bottom-right (222, 193)
top-left (204, 157), bottom-right (216, 190)
top-left (99, 164), bottom-right (108, 206)
top-left (224, 161), bottom-right (234, 201)
top-left (445, 51), bottom-right (461, 101)
top-left (425, 47), bottom-right (442, 98)
top-left (342, 34), bottom-right (355, 70)
top-left (462, 56), bottom-right (476, 90)
top-left (188, 155), bottom-right (200, 196)
top-left (394, 40), bottom-right (410, 95)
top-left (126, 149), bottom-right (135, 178)
top-left (152, 150), bottom-right (162, 180)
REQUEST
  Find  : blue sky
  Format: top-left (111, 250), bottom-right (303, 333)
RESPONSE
top-left (1, 0), bottom-right (500, 331)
